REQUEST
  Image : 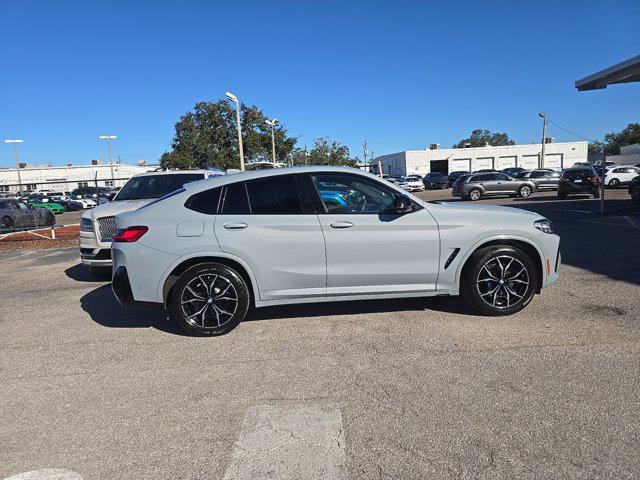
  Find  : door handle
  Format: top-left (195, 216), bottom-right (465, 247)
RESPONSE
top-left (223, 222), bottom-right (248, 230)
top-left (330, 221), bottom-right (354, 229)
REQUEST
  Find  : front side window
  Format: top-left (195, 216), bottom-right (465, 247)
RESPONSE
top-left (311, 173), bottom-right (400, 214)
top-left (246, 175), bottom-right (303, 215)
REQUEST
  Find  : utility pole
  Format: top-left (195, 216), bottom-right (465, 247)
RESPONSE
top-left (265, 118), bottom-right (278, 165)
top-left (99, 135), bottom-right (117, 181)
top-left (363, 140), bottom-right (368, 166)
top-left (4, 140), bottom-right (24, 194)
top-left (538, 112), bottom-right (547, 169)
top-left (226, 92), bottom-right (245, 171)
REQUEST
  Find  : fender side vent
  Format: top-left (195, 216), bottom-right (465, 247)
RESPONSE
top-left (444, 248), bottom-right (461, 269)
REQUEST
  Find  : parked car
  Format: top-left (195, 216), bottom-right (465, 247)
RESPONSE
top-left (452, 173), bottom-right (536, 201)
top-left (557, 166), bottom-right (601, 199)
top-left (519, 170), bottom-right (561, 191)
top-left (423, 172), bottom-right (448, 189)
top-left (628, 175), bottom-right (640, 201)
top-left (502, 167), bottom-right (526, 177)
top-left (402, 175), bottom-right (425, 192)
top-left (48, 191), bottom-right (97, 209)
top-left (447, 170), bottom-right (469, 187)
top-left (0, 199), bottom-right (55, 231)
top-left (473, 169), bottom-right (498, 174)
top-left (79, 169), bottom-right (224, 276)
top-left (27, 196), bottom-right (65, 214)
top-left (110, 167), bottom-right (560, 336)
top-left (604, 166), bottom-right (640, 188)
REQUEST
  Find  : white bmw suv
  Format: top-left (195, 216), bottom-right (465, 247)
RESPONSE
top-left (111, 166), bottom-right (560, 336)
top-left (79, 169), bottom-right (223, 276)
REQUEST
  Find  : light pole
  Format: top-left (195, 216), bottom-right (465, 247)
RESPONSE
top-left (226, 92), bottom-right (245, 171)
top-left (99, 135), bottom-right (117, 181)
top-left (265, 118), bottom-right (278, 165)
top-left (538, 112), bottom-right (547, 169)
top-left (4, 139), bottom-right (24, 194)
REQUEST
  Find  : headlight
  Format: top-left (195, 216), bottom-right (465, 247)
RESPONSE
top-left (534, 219), bottom-right (554, 234)
top-left (80, 217), bottom-right (93, 232)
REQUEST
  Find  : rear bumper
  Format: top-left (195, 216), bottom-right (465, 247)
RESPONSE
top-left (112, 266), bottom-right (134, 306)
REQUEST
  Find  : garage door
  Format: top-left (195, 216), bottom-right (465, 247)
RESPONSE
top-left (474, 157), bottom-right (494, 171)
top-left (543, 154), bottom-right (562, 169)
top-left (496, 156), bottom-right (516, 169)
top-left (520, 155), bottom-right (539, 169)
top-left (452, 159), bottom-right (471, 172)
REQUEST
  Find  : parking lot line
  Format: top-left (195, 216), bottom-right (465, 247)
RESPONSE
top-left (222, 404), bottom-right (347, 480)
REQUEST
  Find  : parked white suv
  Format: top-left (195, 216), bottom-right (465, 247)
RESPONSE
top-left (111, 167), bottom-right (561, 336)
top-left (79, 169), bottom-right (224, 276)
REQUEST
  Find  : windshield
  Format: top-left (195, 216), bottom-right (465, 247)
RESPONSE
top-left (114, 173), bottom-right (203, 200)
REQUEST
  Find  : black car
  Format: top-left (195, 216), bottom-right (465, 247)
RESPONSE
top-left (0, 199), bottom-right (55, 232)
top-left (446, 170), bottom-right (469, 187)
top-left (502, 167), bottom-right (526, 177)
top-left (558, 166), bottom-right (600, 199)
top-left (629, 175), bottom-right (640, 201)
top-left (473, 169), bottom-right (498, 174)
top-left (423, 172), bottom-right (448, 189)
top-left (519, 170), bottom-right (561, 191)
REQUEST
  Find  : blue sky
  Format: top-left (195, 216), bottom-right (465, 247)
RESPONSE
top-left (1, 0), bottom-right (639, 167)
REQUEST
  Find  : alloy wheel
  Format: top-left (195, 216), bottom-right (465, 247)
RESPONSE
top-left (180, 273), bottom-right (239, 328)
top-left (476, 255), bottom-right (529, 308)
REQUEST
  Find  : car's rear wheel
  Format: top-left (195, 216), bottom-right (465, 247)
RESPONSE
top-left (631, 184), bottom-right (640, 201)
top-left (468, 188), bottom-right (482, 201)
top-left (608, 178), bottom-right (620, 188)
top-left (170, 263), bottom-right (250, 336)
top-left (461, 245), bottom-right (538, 316)
top-left (518, 185), bottom-right (532, 198)
top-left (1, 216), bottom-right (14, 232)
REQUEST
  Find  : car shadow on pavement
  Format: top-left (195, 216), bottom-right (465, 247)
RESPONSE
top-left (79, 284), bottom-right (187, 335)
top-left (64, 264), bottom-right (109, 283)
top-left (247, 295), bottom-right (481, 322)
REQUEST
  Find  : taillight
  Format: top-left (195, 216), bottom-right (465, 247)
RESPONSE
top-left (113, 226), bottom-right (148, 242)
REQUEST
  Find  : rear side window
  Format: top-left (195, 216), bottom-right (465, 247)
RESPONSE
top-left (222, 182), bottom-right (250, 214)
top-left (246, 175), bottom-right (303, 215)
top-left (185, 187), bottom-right (222, 214)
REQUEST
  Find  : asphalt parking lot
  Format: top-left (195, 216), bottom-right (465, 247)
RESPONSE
top-left (2, 192), bottom-right (640, 479)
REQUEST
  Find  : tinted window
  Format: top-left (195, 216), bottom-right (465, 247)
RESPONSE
top-left (246, 175), bottom-right (303, 215)
top-left (495, 173), bottom-right (510, 180)
top-left (475, 174), bottom-right (496, 181)
top-left (185, 187), bottom-right (222, 215)
top-left (222, 182), bottom-right (250, 214)
top-left (311, 173), bottom-right (401, 214)
top-left (115, 173), bottom-right (204, 201)
top-left (531, 171), bottom-right (546, 178)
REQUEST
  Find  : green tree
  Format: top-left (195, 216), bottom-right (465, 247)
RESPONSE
top-left (603, 123), bottom-right (640, 154)
top-left (454, 129), bottom-right (515, 148)
top-left (160, 99), bottom-right (297, 170)
top-left (301, 137), bottom-right (357, 166)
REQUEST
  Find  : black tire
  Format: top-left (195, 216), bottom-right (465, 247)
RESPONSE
top-left (1, 216), bottom-right (14, 232)
top-left (593, 189), bottom-right (600, 199)
top-left (608, 178), bottom-right (620, 188)
top-left (468, 188), bottom-right (482, 201)
top-left (461, 245), bottom-right (539, 316)
top-left (518, 185), bottom-right (532, 198)
top-left (169, 263), bottom-right (250, 336)
top-left (631, 185), bottom-right (640, 201)
top-left (89, 266), bottom-right (112, 279)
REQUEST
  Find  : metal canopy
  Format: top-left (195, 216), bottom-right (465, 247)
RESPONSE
top-left (575, 54), bottom-right (640, 91)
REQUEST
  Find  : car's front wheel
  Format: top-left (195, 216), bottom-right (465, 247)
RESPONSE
top-left (170, 263), bottom-right (250, 336)
top-left (461, 245), bottom-right (538, 316)
top-left (608, 178), bottom-right (620, 188)
top-left (1, 215), bottom-right (14, 232)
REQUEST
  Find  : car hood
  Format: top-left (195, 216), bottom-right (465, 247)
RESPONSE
top-left (426, 201), bottom-right (544, 226)
top-left (82, 198), bottom-right (155, 221)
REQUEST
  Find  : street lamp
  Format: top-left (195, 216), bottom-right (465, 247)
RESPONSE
top-left (538, 112), bottom-right (547, 169)
top-left (4, 139), bottom-right (24, 194)
top-left (99, 135), bottom-right (118, 181)
top-left (226, 91), bottom-right (245, 171)
top-left (265, 118), bottom-right (278, 164)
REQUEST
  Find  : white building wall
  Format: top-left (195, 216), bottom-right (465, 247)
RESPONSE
top-left (377, 141), bottom-right (588, 176)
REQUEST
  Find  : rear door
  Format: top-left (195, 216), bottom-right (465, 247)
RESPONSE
top-left (213, 174), bottom-right (326, 301)
top-left (477, 173), bottom-right (500, 194)
top-left (309, 171), bottom-right (440, 294)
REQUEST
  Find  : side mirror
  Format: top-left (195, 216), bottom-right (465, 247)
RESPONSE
top-left (394, 195), bottom-right (413, 214)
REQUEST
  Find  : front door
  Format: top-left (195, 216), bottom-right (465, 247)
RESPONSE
top-left (214, 174), bottom-right (326, 301)
top-left (308, 172), bottom-right (440, 295)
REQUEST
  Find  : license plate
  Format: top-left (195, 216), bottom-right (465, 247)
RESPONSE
top-left (574, 179), bottom-right (582, 183)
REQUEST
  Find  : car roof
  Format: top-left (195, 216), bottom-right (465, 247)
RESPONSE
top-left (182, 166), bottom-right (409, 194)
top-left (130, 169), bottom-right (218, 178)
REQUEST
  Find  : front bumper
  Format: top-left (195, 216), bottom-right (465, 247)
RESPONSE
top-left (79, 230), bottom-right (113, 267)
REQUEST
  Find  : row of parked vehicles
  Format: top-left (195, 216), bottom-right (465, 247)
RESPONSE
top-left (0, 187), bottom-right (121, 232)
top-left (383, 163), bottom-right (640, 202)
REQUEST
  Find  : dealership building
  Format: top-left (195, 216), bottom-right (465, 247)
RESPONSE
top-left (373, 141), bottom-right (588, 177)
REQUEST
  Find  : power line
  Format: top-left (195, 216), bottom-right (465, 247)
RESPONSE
top-left (545, 117), bottom-right (599, 143)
